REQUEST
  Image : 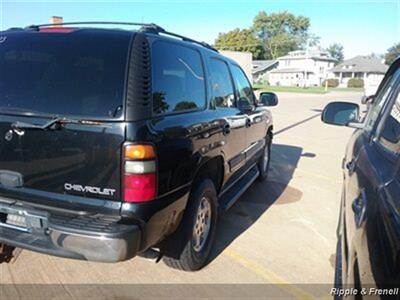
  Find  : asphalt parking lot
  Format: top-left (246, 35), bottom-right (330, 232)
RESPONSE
top-left (0, 91), bottom-right (363, 297)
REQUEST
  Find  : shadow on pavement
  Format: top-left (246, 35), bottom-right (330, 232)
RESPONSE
top-left (209, 143), bottom-right (306, 263)
top-left (301, 152), bottom-right (317, 158)
top-left (274, 113), bottom-right (321, 136)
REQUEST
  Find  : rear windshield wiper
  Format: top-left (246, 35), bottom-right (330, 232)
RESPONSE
top-left (11, 117), bottom-right (107, 131)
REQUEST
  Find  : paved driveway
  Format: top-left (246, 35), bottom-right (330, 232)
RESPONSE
top-left (0, 91), bottom-right (363, 298)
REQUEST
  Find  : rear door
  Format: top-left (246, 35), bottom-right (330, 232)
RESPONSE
top-left (0, 30), bottom-right (131, 204)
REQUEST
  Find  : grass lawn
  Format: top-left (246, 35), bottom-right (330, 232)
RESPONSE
top-left (330, 87), bottom-right (364, 92)
top-left (253, 85), bottom-right (364, 94)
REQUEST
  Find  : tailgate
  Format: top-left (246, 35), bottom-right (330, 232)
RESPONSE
top-left (0, 29), bottom-right (133, 203)
top-left (0, 116), bottom-right (125, 201)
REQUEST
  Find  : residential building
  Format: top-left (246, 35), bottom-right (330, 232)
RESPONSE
top-left (328, 56), bottom-right (389, 94)
top-left (252, 60), bottom-right (279, 84)
top-left (268, 49), bottom-right (336, 87)
top-left (49, 16), bottom-right (63, 24)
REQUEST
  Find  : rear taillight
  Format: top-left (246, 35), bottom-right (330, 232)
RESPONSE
top-left (123, 144), bottom-right (157, 203)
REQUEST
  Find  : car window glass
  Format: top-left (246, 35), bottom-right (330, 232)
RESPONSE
top-left (380, 90), bottom-right (400, 153)
top-left (0, 32), bottom-right (130, 119)
top-left (364, 69), bottom-right (400, 132)
top-left (152, 41), bottom-right (206, 114)
top-left (231, 65), bottom-right (255, 109)
top-left (209, 59), bottom-right (235, 108)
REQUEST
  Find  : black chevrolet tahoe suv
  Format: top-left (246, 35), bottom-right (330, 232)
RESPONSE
top-left (0, 22), bottom-right (277, 271)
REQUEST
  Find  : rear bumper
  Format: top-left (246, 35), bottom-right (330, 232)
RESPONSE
top-left (0, 202), bottom-right (141, 263)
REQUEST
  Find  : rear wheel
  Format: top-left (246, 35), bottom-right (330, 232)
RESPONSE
top-left (258, 135), bottom-right (271, 181)
top-left (163, 179), bottom-right (218, 271)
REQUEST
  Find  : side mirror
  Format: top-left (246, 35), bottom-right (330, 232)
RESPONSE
top-left (361, 95), bottom-right (374, 105)
top-left (322, 102), bottom-right (361, 127)
top-left (259, 92), bottom-right (278, 107)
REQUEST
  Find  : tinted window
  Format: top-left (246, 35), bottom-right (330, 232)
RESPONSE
top-left (0, 31), bottom-right (131, 118)
top-left (231, 65), bottom-right (255, 109)
top-left (364, 69), bottom-right (400, 132)
top-left (209, 59), bottom-right (235, 108)
top-left (152, 41), bottom-right (205, 114)
top-left (380, 90), bottom-right (400, 153)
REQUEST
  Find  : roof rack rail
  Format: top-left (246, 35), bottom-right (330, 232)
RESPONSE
top-left (4, 27), bottom-right (25, 32)
top-left (24, 21), bottom-right (218, 52)
top-left (152, 29), bottom-right (218, 52)
top-left (25, 21), bottom-right (165, 32)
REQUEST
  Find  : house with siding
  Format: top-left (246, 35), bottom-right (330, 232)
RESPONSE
top-left (328, 56), bottom-right (388, 93)
top-left (268, 49), bottom-right (336, 87)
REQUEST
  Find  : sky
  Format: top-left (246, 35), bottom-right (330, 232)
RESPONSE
top-left (0, 0), bottom-right (399, 59)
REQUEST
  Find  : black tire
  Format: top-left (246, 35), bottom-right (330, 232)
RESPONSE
top-left (163, 179), bottom-right (218, 271)
top-left (258, 135), bottom-right (271, 182)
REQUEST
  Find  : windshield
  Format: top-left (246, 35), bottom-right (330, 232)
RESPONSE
top-left (0, 30), bottom-right (131, 119)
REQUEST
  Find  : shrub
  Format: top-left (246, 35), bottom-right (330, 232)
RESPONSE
top-left (347, 78), bottom-right (364, 88)
top-left (322, 78), bottom-right (339, 88)
top-left (262, 79), bottom-right (270, 86)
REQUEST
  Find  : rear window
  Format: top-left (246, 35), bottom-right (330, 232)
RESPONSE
top-left (0, 31), bottom-right (132, 119)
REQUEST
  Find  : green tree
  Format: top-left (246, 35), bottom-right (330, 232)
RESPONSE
top-left (153, 92), bottom-right (169, 114)
top-left (252, 11), bottom-right (310, 59)
top-left (326, 43), bottom-right (344, 64)
top-left (214, 28), bottom-right (265, 59)
top-left (174, 101), bottom-right (198, 111)
top-left (384, 43), bottom-right (400, 65)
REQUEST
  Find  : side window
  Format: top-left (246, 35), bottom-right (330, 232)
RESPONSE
top-left (364, 69), bottom-right (400, 132)
top-left (209, 59), bottom-right (235, 108)
top-left (379, 89), bottom-right (400, 154)
top-left (231, 65), bottom-right (255, 109)
top-left (152, 41), bottom-right (206, 114)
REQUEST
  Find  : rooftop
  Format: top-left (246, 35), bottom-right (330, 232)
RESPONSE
top-left (330, 56), bottom-right (389, 73)
top-left (277, 49), bottom-right (336, 62)
top-left (4, 21), bottom-right (219, 53)
top-left (252, 60), bottom-right (278, 74)
top-left (269, 68), bottom-right (314, 74)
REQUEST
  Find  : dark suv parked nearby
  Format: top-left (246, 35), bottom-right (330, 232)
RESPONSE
top-left (322, 57), bottom-right (400, 291)
top-left (0, 22), bottom-right (277, 270)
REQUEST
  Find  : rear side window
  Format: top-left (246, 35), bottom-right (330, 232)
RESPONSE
top-left (0, 31), bottom-right (131, 119)
top-left (209, 58), bottom-right (235, 108)
top-left (152, 41), bottom-right (206, 114)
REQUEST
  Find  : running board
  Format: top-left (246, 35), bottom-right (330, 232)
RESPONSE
top-left (219, 166), bottom-right (259, 211)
